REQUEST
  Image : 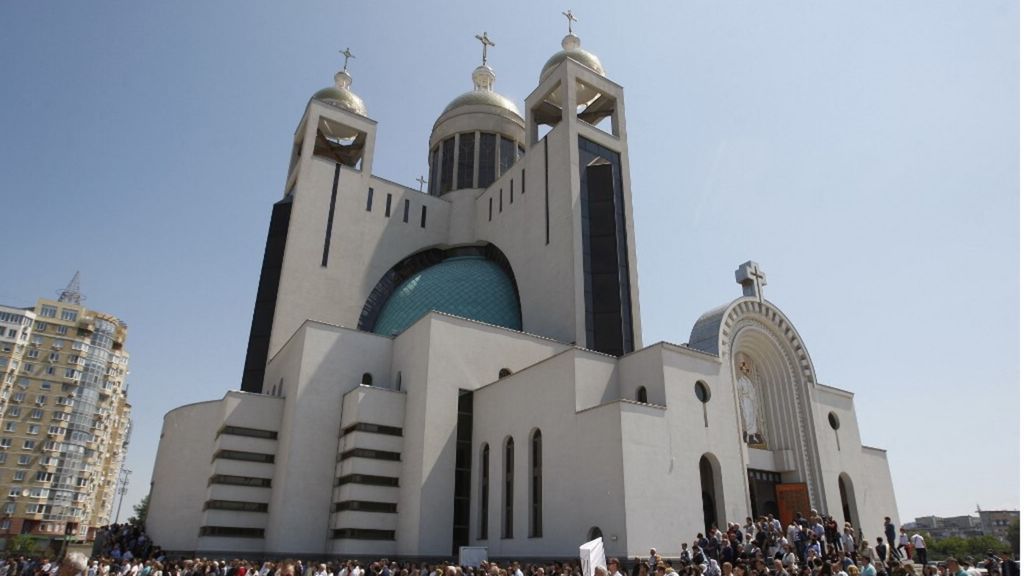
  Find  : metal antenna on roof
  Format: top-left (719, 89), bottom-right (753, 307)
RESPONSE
top-left (57, 271), bottom-right (85, 305)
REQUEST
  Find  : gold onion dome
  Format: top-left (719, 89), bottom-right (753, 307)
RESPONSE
top-left (442, 64), bottom-right (521, 118)
top-left (313, 49), bottom-right (368, 117)
top-left (540, 32), bottom-right (605, 81)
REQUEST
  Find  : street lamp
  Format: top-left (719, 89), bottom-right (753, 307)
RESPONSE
top-left (114, 468), bottom-right (131, 524)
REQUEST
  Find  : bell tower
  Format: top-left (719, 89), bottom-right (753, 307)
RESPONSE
top-left (522, 16), bottom-right (642, 356)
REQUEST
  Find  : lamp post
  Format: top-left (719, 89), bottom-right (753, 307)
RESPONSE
top-left (114, 468), bottom-right (131, 524)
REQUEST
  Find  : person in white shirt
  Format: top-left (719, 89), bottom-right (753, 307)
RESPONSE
top-left (911, 533), bottom-right (927, 565)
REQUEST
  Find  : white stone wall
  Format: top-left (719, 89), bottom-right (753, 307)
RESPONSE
top-left (146, 400), bottom-right (221, 552)
top-left (263, 322), bottom-right (393, 554)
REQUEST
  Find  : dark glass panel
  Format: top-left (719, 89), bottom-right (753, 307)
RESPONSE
top-left (457, 132), bottom-right (476, 189)
top-left (478, 133), bottom-right (496, 188)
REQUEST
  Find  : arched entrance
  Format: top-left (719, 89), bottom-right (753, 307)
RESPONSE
top-left (587, 526), bottom-right (603, 541)
top-left (699, 454), bottom-right (725, 533)
top-left (838, 473), bottom-right (860, 529)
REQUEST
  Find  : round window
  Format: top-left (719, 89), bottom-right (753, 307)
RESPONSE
top-left (828, 412), bottom-right (840, 430)
top-left (694, 381), bottom-right (711, 403)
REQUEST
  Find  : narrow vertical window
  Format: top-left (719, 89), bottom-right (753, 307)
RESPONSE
top-left (489, 198), bottom-right (493, 222)
top-left (365, 187), bottom-right (374, 212)
top-left (429, 147), bottom-right (440, 196)
top-left (499, 136), bottom-right (515, 176)
top-left (479, 444), bottom-right (489, 539)
top-left (637, 386), bottom-right (648, 403)
top-left (457, 132), bottom-right (476, 189)
top-left (322, 164), bottom-right (341, 267)
top-left (441, 137), bottom-right (456, 193)
top-left (478, 133), bottom-right (497, 188)
top-left (385, 193), bottom-right (392, 217)
top-left (510, 178), bottom-right (514, 204)
top-left (499, 189), bottom-right (503, 213)
top-left (502, 437), bottom-right (514, 538)
top-left (529, 430), bottom-right (542, 537)
top-left (521, 168), bottom-right (525, 194)
top-left (543, 138), bottom-right (550, 244)
top-left (420, 205), bottom-right (427, 228)
top-left (403, 198), bottom-right (410, 223)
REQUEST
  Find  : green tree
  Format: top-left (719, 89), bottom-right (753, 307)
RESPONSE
top-left (127, 493), bottom-right (149, 528)
top-left (965, 535), bottom-right (1010, 556)
top-left (1008, 518), bottom-right (1020, 555)
top-left (4, 533), bottom-right (41, 555)
top-left (931, 536), bottom-right (969, 558)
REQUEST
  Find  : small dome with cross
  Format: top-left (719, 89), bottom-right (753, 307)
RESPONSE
top-left (312, 48), bottom-right (368, 117)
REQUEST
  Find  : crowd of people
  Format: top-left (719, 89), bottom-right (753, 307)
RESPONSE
top-left (0, 516), bottom-right (1017, 576)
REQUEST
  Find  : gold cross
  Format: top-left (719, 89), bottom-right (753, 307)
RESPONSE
top-left (474, 32), bottom-right (495, 65)
top-left (562, 9), bottom-right (578, 34)
top-left (339, 48), bottom-right (355, 72)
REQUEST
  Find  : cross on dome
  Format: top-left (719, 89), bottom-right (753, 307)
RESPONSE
top-left (562, 9), bottom-right (578, 34)
top-left (339, 48), bottom-right (355, 72)
top-left (474, 32), bottom-right (495, 65)
top-left (735, 260), bottom-right (767, 301)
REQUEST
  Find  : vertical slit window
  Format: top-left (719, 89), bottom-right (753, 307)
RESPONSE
top-left (365, 187), bottom-right (374, 212)
top-left (385, 193), bottom-right (392, 217)
top-left (441, 137), bottom-right (455, 193)
top-left (510, 178), bottom-right (514, 204)
top-left (480, 444), bottom-right (489, 540)
top-left (502, 437), bottom-right (514, 539)
top-left (530, 430), bottom-right (542, 537)
top-left (457, 133), bottom-right (476, 189)
top-left (499, 189), bottom-right (503, 213)
top-left (489, 198), bottom-right (493, 222)
top-left (478, 133), bottom-right (497, 188)
top-left (521, 168), bottom-right (525, 194)
top-left (403, 199), bottom-right (410, 223)
top-left (420, 206), bottom-right (427, 228)
top-left (544, 138), bottom-right (550, 244)
top-left (321, 164), bottom-right (341, 267)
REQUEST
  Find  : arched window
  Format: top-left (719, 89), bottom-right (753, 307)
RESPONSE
top-left (498, 368), bottom-right (512, 379)
top-left (502, 437), bottom-right (514, 538)
top-left (587, 526), bottom-right (603, 541)
top-left (361, 372), bottom-right (373, 386)
top-left (395, 371), bottom-right (403, 391)
top-left (636, 386), bottom-right (648, 403)
top-left (529, 429), bottom-right (542, 537)
top-left (479, 444), bottom-right (489, 539)
top-left (699, 453), bottom-right (725, 534)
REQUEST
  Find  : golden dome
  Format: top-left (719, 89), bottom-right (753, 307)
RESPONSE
top-left (440, 65), bottom-right (521, 119)
top-left (312, 70), bottom-right (368, 117)
top-left (540, 34), bottom-right (605, 81)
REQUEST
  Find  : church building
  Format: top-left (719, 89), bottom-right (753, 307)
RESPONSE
top-left (146, 20), bottom-right (899, 558)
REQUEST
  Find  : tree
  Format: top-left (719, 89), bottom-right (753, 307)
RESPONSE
top-left (4, 533), bottom-right (41, 555)
top-left (1008, 518), bottom-right (1020, 555)
top-left (965, 534), bottom-right (1009, 556)
top-left (127, 493), bottom-right (149, 528)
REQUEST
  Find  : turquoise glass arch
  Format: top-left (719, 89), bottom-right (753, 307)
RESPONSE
top-left (372, 255), bottom-right (522, 336)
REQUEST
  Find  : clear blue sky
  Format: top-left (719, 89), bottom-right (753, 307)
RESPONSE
top-left (0, 1), bottom-right (1017, 525)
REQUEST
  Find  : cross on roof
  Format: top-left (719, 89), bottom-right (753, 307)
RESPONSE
top-left (416, 175), bottom-right (428, 192)
top-left (562, 9), bottom-right (578, 34)
top-left (735, 260), bottom-right (767, 301)
top-left (339, 48), bottom-right (355, 72)
top-left (475, 32), bottom-right (495, 65)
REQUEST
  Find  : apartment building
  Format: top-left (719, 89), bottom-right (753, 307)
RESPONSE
top-left (0, 288), bottom-right (131, 542)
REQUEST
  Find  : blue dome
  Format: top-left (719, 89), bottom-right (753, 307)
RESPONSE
top-left (372, 256), bottom-right (521, 336)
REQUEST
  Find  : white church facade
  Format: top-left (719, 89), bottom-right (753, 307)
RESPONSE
top-left (147, 24), bottom-right (899, 559)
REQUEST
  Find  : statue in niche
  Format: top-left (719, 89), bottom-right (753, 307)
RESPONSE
top-left (735, 354), bottom-right (768, 448)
